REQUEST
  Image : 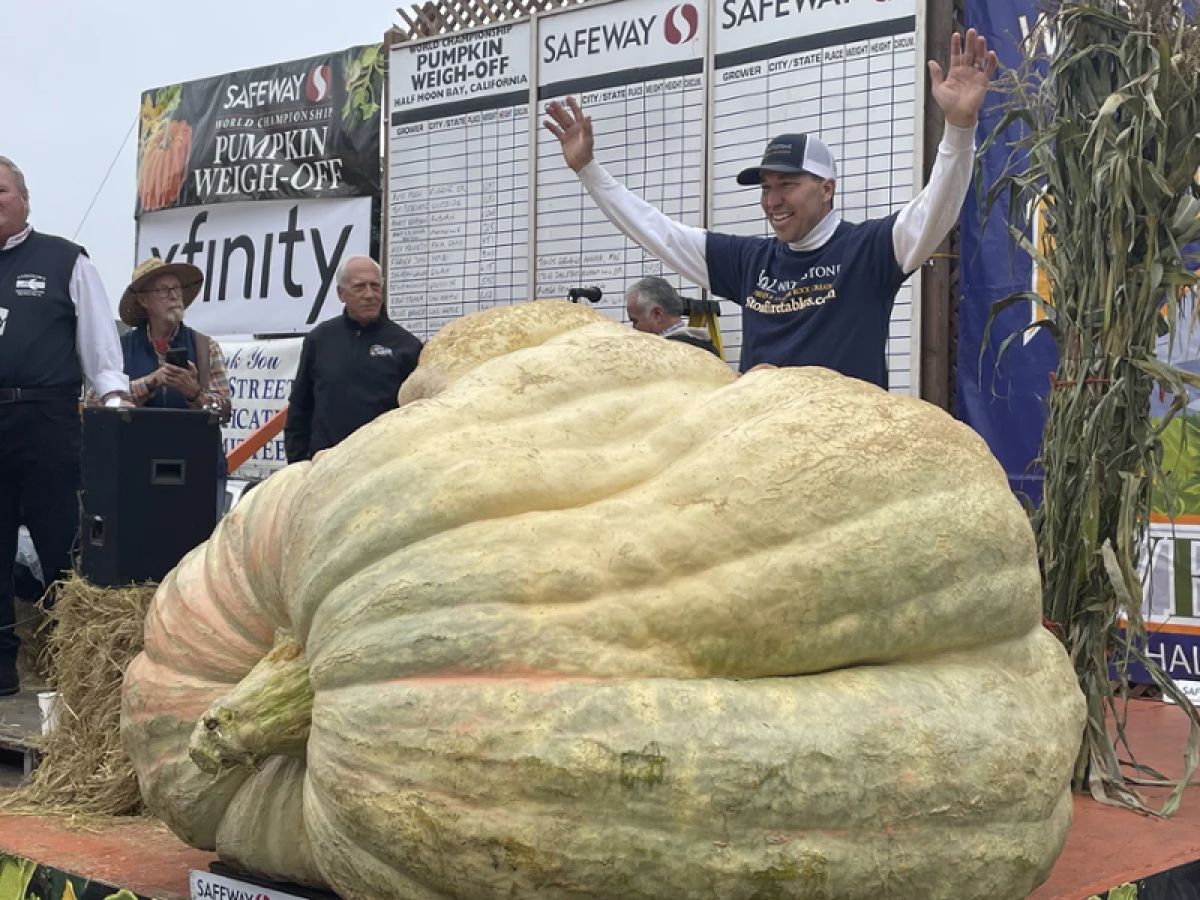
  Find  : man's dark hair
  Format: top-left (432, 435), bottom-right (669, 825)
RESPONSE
top-left (628, 276), bottom-right (683, 318)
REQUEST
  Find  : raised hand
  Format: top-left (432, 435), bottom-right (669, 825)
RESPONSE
top-left (928, 28), bottom-right (998, 129)
top-left (542, 96), bottom-right (595, 172)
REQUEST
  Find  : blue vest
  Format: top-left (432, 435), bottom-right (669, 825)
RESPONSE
top-left (121, 324), bottom-right (227, 476)
top-left (121, 325), bottom-right (199, 410)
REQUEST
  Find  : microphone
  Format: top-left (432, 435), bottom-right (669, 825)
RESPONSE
top-left (568, 286), bottom-right (603, 304)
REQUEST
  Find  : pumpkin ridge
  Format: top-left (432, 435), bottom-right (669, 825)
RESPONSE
top-left (287, 364), bottom-right (971, 639)
top-left (288, 369), bottom-right (1012, 638)
top-left (144, 565), bottom-right (271, 681)
top-left (303, 479), bottom-right (1037, 686)
top-left (301, 781), bottom-right (454, 900)
top-left (297, 437), bottom-right (1016, 606)
top-left (200, 511), bottom-right (278, 648)
top-left (295, 648), bottom-right (1075, 900)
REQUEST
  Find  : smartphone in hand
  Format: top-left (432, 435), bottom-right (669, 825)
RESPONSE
top-left (164, 347), bottom-right (189, 368)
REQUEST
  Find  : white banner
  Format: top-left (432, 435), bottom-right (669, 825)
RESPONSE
top-left (220, 336), bottom-right (303, 481)
top-left (538, 0), bottom-right (704, 85)
top-left (190, 869), bottom-right (309, 900)
top-left (714, 0), bottom-right (915, 55)
top-left (390, 22), bottom-right (531, 114)
top-left (137, 196), bottom-right (371, 336)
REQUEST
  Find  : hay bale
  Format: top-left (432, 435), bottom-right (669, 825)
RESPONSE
top-left (1, 575), bottom-right (156, 816)
top-left (14, 598), bottom-right (51, 686)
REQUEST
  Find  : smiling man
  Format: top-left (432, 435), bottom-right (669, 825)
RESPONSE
top-left (284, 255), bottom-right (422, 463)
top-left (544, 29), bottom-right (998, 387)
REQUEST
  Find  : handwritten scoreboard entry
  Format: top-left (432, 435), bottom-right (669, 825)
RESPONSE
top-left (387, 23), bottom-right (532, 337)
top-left (387, 0), bottom-right (924, 388)
top-left (534, 0), bottom-right (707, 322)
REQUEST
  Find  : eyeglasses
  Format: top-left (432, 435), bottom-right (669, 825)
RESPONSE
top-left (144, 285), bottom-right (183, 299)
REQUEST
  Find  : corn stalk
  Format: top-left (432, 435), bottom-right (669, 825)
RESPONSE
top-left (981, 0), bottom-right (1200, 813)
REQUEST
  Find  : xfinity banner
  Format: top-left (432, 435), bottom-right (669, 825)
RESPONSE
top-left (136, 196), bottom-right (371, 335)
top-left (136, 44), bottom-right (383, 214)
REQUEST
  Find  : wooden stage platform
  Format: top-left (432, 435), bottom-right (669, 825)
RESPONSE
top-left (0, 686), bottom-right (46, 785)
top-left (1, 698), bottom-right (1199, 899)
top-left (1030, 698), bottom-right (1200, 900)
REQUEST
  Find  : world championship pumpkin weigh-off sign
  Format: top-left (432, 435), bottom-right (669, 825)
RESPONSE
top-left (135, 46), bottom-right (382, 336)
top-left (137, 45), bottom-right (382, 213)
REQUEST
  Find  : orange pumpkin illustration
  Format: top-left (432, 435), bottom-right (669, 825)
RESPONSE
top-left (139, 119), bottom-right (192, 212)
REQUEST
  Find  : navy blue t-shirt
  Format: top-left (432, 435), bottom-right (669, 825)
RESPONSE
top-left (707, 214), bottom-right (907, 387)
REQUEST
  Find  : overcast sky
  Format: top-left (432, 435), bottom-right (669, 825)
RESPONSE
top-left (1, 1), bottom-right (398, 315)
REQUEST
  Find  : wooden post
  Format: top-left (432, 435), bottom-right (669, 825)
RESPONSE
top-left (919, 0), bottom-right (961, 412)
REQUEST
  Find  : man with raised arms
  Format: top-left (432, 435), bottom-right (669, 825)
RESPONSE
top-left (544, 29), bottom-right (998, 388)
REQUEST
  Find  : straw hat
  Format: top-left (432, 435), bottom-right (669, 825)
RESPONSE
top-left (118, 257), bottom-right (203, 327)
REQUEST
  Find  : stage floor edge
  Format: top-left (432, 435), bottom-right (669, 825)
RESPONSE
top-left (1031, 698), bottom-right (1200, 899)
top-left (0, 813), bottom-right (212, 900)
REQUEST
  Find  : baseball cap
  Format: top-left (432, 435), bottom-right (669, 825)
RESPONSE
top-left (736, 133), bottom-right (837, 185)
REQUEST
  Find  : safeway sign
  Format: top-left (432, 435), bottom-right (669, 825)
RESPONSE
top-left (136, 196), bottom-right (370, 335)
top-left (538, 0), bottom-right (704, 84)
top-left (190, 869), bottom-right (308, 899)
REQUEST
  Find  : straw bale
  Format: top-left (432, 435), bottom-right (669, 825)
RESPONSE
top-left (14, 598), bottom-right (51, 686)
top-left (1, 575), bottom-right (156, 816)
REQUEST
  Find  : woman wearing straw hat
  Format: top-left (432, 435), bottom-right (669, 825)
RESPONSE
top-left (115, 256), bottom-right (232, 515)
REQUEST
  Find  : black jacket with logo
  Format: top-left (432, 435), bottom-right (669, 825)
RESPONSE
top-left (285, 310), bottom-right (422, 462)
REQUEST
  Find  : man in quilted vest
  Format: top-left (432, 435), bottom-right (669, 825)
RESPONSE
top-left (0, 156), bottom-right (129, 697)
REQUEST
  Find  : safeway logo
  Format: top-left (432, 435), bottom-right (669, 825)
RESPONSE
top-left (664, 3), bottom-right (699, 43)
top-left (190, 869), bottom-right (309, 900)
top-left (305, 64), bottom-right (332, 102)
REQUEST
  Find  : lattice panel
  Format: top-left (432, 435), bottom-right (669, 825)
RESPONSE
top-left (391, 0), bottom-right (585, 42)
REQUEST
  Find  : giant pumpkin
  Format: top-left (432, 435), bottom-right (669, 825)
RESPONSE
top-left (121, 301), bottom-right (1084, 899)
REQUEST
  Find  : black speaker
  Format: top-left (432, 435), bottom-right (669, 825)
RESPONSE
top-left (80, 407), bottom-right (220, 586)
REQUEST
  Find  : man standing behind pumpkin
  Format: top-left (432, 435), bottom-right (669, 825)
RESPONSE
top-left (626, 275), bottom-right (719, 356)
top-left (285, 255), bottom-right (423, 463)
top-left (544, 29), bottom-right (998, 389)
top-left (115, 257), bottom-right (233, 515)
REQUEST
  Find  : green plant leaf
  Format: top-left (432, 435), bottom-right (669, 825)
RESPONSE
top-left (982, 0), bottom-right (1200, 814)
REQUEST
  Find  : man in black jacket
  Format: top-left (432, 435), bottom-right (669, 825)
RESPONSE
top-left (285, 256), bottom-right (422, 463)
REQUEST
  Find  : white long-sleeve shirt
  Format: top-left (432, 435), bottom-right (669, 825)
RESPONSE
top-left (2, 225), bottom-right (129, 399)
top-left (575, 123), bottom-right (977, 288)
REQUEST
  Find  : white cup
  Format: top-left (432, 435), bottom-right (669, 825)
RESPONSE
top-left (37, 691), bottom-right (59, 736)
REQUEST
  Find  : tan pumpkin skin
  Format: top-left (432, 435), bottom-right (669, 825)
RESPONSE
top-left (121, 301), bottom-right (1084, 899)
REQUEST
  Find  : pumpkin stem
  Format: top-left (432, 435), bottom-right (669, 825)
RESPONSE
top-left (188, 631), bottom-right (314, 775)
